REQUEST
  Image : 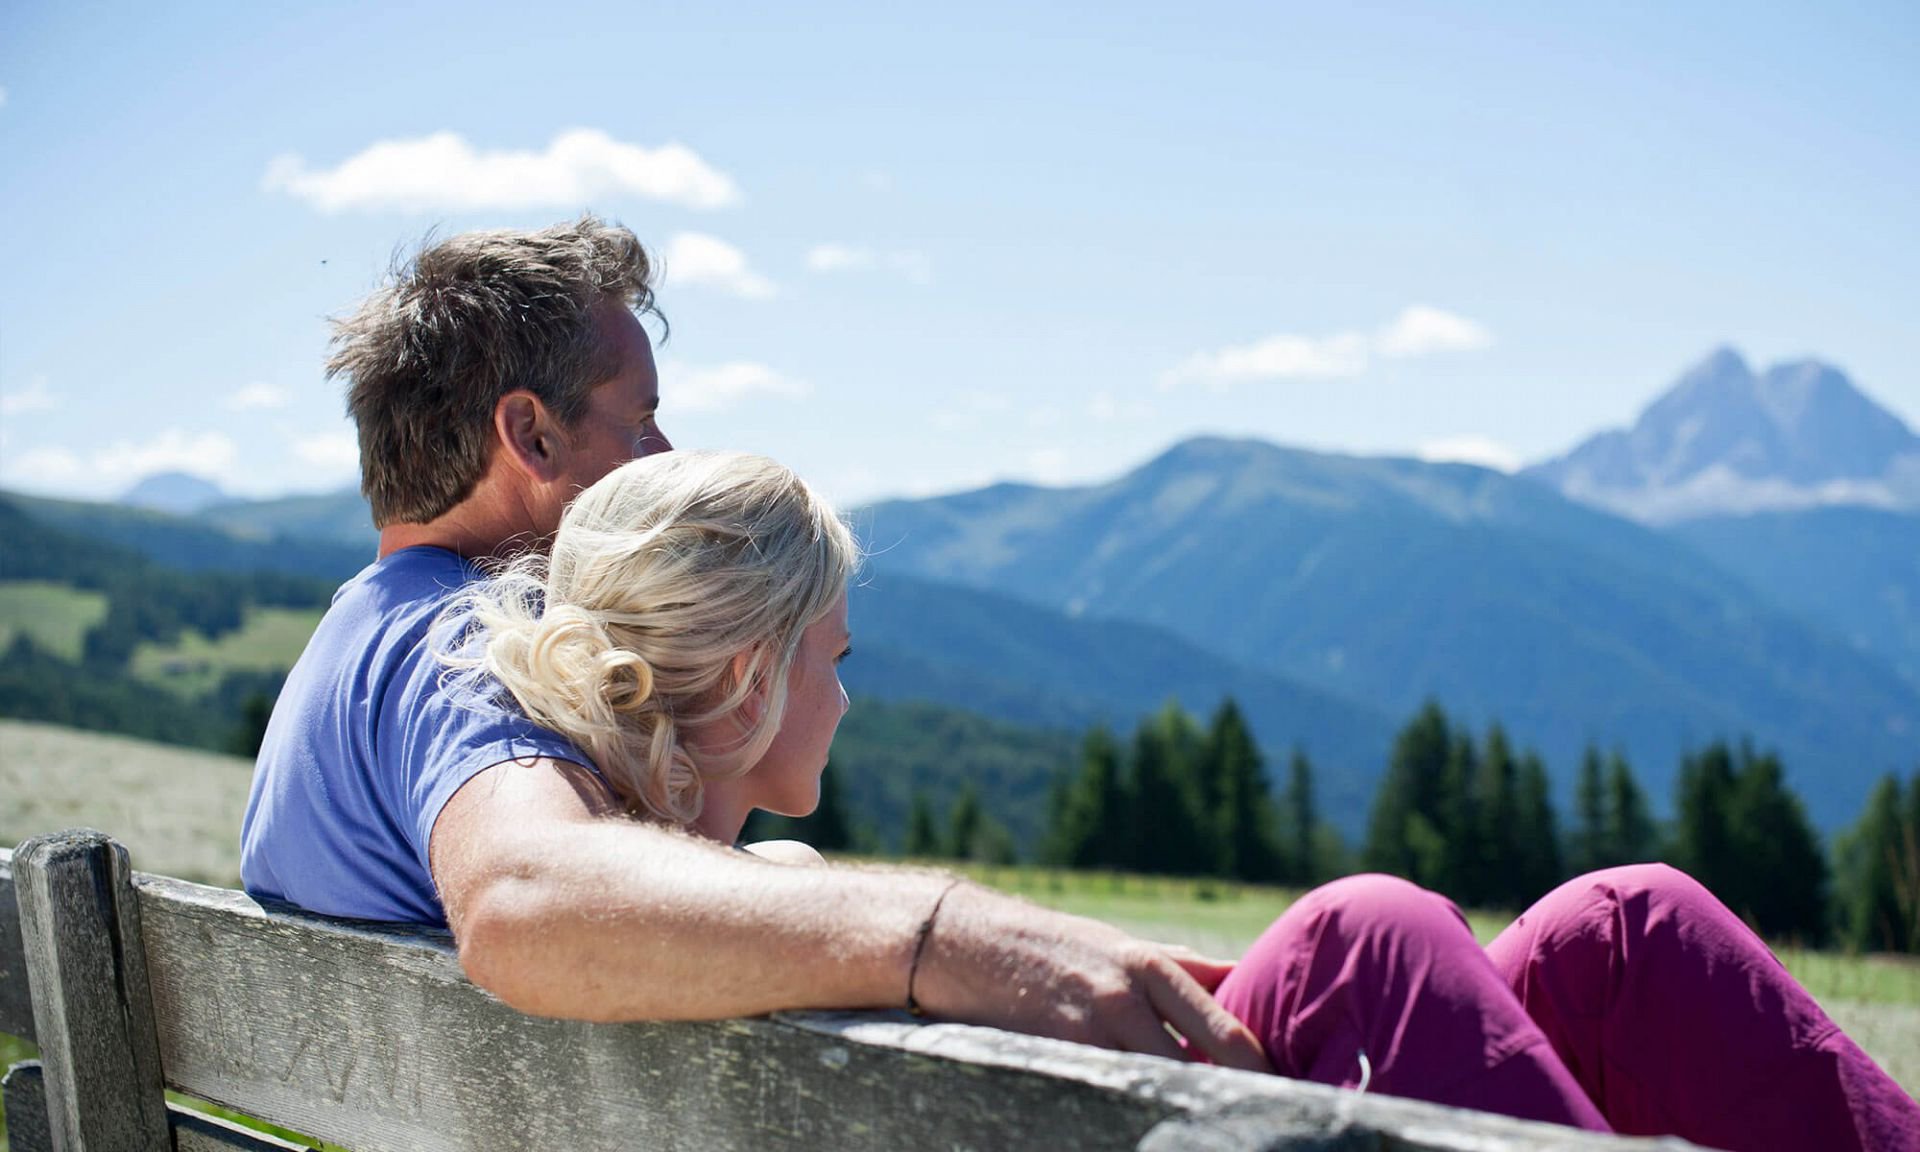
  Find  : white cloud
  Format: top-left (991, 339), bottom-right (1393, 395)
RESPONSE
top-left (666, 361), bottom-right (810, 414)
top-left (1162, 332), bottom-right (1369, 389)
top-left (93, 429), bottom-right (238, 482)
top-left (264, 129), bottom-right (740, 214)
top-left (4, 446), bottom-right (83, 483)
top-left (293, 432), bottom-right (361, 474)
top-left (1377, 305), bottom-right (1493, 359)
top-left (0, 376), bottom-right (56, 417)
top-left (807, 244), bottom-right (873, 272)
top-left (663, 233), bottom-right (776, 299)
top-left (227, 382), bottom-right (291, 411)
top-left (807, 244), bottom-right (931, 285)
top-left (1027, 448), bottom-right (1071, 484)
top-left (0, 87), bottom-right (9, 110)
top-left (1416, 435), bottom-right (1523, 473)
top-left (1164, 306), bottom-right (1492, 389)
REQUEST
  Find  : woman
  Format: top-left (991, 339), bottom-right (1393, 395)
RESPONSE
top-left (448, 450), bottom-right (1917, 1152)
top-left (445, 449), bottom-right (857, 860)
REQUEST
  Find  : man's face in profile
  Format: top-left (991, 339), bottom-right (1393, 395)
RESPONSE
top-left (557, 302), bottom-right (671, 505)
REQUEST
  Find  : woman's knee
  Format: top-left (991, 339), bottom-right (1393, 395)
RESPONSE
top-left (1565, 862), bottom-right (1719, 919)
top-left (1289, 872), bottom-right (1474, 946)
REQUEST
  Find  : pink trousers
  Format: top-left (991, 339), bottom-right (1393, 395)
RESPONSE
top-left (1213, 865), bottom-right (1920, 1152)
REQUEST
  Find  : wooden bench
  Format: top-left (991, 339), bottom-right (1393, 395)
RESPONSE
top-left (0, 829), bottom-right (1695, 1151)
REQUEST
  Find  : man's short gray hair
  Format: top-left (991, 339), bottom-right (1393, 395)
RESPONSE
top-left (330, 214), bottom-right (663, 528)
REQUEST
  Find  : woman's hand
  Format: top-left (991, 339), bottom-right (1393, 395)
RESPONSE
top-left (740, 839), bottom-right (825, 865)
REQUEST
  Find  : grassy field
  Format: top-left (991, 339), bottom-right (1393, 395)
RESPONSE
top-left (0, 720), bottom-right (254, 885)
top-left (128, 606), bottom-right (323, 699)
top-left (1, 717), bottom-right (1915, 1132)
top-left (0, 581), bottom-right (109, 661)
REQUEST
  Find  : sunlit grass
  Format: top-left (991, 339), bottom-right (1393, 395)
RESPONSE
top-left (129, 607), bottom-right (323, 698)
top-left (0, 582), bottom-right (109, 661)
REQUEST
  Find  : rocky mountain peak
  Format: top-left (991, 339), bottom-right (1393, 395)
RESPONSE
top-left (1526, 348), bottom-right (1920, 522)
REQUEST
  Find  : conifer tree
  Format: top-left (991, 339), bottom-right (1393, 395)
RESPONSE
top-left (1727, 746), bottom-right (1828, 944)
top-left (1204, 698), bottom-right (1278, 881)
top-left (1827, 779), bottom-right (1904, 948)
top-left (1365, 700), bottom-right (1452, 880)
top-left (947, 784), bottom-right (984, 861)
top-left (1675, 742), bottom-right (1828, 943)
top-left (1283, 745), bottom-right (1319, 885)
top-left (1673, 742), bottom-right (1738, 900)
top-left (1573, 744), bottom-right (1607, 874)
top-left (1129, 705), bottom-right (1209, 875)
top-left (1437, 732), bottom-right (1482, 902)
top-left (1048, 726), bottom-right (1128, 869)
top-left (904, 791), bottom-right (942, 858)
top-left (1514, 750), bottom-right (1564, 902)
top-left (1905, 775), bottom-right (1920, 953)
top-left (1475, 725), bottom-right (1522, 906)
top-left (1605, 749), bottom-right (1657, 865)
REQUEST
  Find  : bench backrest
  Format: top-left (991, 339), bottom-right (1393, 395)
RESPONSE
top-left (0, 830), bottom-right (1686, 1151)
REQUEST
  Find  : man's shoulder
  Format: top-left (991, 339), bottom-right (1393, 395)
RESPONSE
top-left (310, 547), bottom-right (477, 649)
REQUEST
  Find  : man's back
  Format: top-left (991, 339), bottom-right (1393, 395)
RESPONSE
top-left (239, 546), bottom-right (583, 924)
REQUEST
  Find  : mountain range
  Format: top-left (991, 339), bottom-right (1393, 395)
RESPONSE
top-left (1526, 347), bottom-right (1920, 523)
top-left (12, 346), bottom-right (1919, 833)
top-left (857, 436), bottom-right (1917, 830)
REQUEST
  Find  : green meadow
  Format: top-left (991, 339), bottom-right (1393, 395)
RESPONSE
top-left (2, 717), bottom-right (1914, 1135)
top-left (128, 606), bottom-right (324, 698)
top-left (0, 581), bottom-right (109, 662)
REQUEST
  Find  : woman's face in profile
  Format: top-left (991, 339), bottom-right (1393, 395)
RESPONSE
top-left (743, 591), bottom-right (852, 817)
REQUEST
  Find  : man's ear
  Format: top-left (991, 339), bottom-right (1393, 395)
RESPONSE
top-left (494, 391), bottom-right (567, 482)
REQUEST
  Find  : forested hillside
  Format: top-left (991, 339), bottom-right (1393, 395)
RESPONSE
top-left (858, 437), bottom-right (1920, 829)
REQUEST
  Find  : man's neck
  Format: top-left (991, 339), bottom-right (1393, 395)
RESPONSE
top-left (376, 483), bottom-right (550, 561)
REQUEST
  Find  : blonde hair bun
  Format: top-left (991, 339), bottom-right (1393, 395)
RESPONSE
top-left (444, 451), bottom-right (857, 823)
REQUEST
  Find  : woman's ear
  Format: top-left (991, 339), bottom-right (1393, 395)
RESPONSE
top-left (729, 649), bottom-right (769, 727)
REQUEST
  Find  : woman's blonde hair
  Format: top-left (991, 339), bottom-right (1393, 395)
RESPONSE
top-left (444, 451), bottom-right (858, 823)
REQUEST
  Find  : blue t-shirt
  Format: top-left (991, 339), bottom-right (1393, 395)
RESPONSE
top-left (240, 547), bottom-right (588, 924)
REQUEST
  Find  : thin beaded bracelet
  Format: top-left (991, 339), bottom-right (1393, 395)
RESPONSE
top-left (906, 878), bottom-right (963, 1016)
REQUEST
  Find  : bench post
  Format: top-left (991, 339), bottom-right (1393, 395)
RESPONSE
top-left (15, 829), bottom-right (171, 1152)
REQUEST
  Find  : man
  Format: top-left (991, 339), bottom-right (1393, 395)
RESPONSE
top-left (240, 215), bottom-right (1267, 1070)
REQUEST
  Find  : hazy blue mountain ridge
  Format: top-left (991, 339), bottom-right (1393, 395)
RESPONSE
top-left (199, 488), bottom-right (378, 550)
top-left (844, 571), bottom-right (1396, 830)
top-left (859, 436), bottom-right (1920, 830)
top-left (1671, 507), bottom-right (1920, 692)
top-left (8, 491), bottom-right (374, 584)
top-left (120, 471), bottom-right (230, 516)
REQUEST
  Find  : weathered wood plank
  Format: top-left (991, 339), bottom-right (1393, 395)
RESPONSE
top-left (3, 1060), bottom-right (53, 1152)
top-left (132, 869), bottom-right (1689, 1152)
top-left (0, 848), bottom-right (35, 1042)
top-left (15, 830), bottom-right (171, 1152)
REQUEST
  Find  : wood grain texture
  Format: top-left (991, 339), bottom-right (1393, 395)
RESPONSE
top-left (3, 1060), bottom-right (53, 1152)
top-left (0, 849), bottom-right (34, 1043)
top-left (15, 830), bottom-right (171, 1152)
top-left (131, 870), bottom-right (1692, 1152)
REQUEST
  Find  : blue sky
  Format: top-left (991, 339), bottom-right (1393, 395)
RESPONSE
top-left (2, 1), bottom-right (1915, 506)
